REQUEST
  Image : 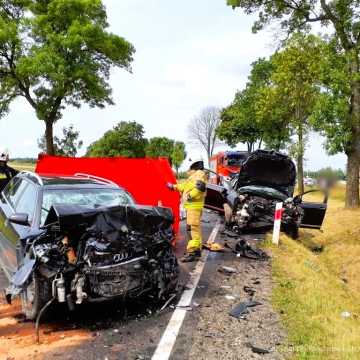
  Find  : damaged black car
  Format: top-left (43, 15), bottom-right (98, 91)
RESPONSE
top-left (205, 150), bottom-right (328, 238)
top-left (0, 172), bottom-right (179, 320)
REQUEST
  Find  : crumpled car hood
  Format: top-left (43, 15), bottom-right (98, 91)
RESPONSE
top-left (44, 204), bottom-right (174, 236)
top-left (236, 150), bottom-right (296, 197)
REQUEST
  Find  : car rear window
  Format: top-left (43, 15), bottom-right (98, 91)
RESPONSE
top-left (41, 188), bottom-right (135, 224)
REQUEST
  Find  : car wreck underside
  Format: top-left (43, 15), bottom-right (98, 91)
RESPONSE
top-left (6, 204), bottom-right (179, 319)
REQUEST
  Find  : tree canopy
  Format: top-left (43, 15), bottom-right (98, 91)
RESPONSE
top-left (86, 121), bottom-right (147, 158)
top-left (86, 122), bottom-right (187, 170)
top-left (217, 58), bottom-right (290, 152)
top-left (0, 0), bottom-right (135, 154)
top-left (146, 137), bottom-right (175, 161)
top-left (171, 141), bottom-right (187, 174)
top-left (145, 137), bottom-right (187, 171)
top-left (227, 0), bottom-right (360, 207)
top-left (258, 34), bottom-right (324, 192)
top-left (310, 37), bottom-right (352, 156)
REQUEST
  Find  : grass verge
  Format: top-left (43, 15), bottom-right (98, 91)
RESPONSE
top-left (268, 185), bottom-right (360, 360)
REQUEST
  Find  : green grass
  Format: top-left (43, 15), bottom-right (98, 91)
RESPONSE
top-left (268, 187), bottom-right (360, 359)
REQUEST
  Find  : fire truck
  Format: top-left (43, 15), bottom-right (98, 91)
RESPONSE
top-left (209, 151), bottom-right (249, 184)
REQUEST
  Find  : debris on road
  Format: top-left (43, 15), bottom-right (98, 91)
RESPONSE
top-left (221, 229), bottom-right (239, 238)
top-left (229, 301), bottom-right (262, 319)
top-left (203, 241), bottom-right (225, 252)
top-left (218, 266), bottom-right (237, 275)
top-left (159, 294), bottom-right (177, 312)
top-left (235, 239), bottom-right (269, 260)
top-left (243, 286), bottom-right (256, 297)
top-left (245, 342), bottom-right (271, 354)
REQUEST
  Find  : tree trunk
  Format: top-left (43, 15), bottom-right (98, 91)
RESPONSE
top-left (297, 123), bottom-right (304, 194)
top-left (345, 150), bottom-right (359, 207)
top-left (45, 120), bottom-right (55, 155)
top-left (247, 142), bottom-right (254, 153)
top-left (346, 54), bottom-right (360, 208)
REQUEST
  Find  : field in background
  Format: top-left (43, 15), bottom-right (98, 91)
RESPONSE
top-left (9, 161), bottom-right (36, 172)
top-left (268, 184), bottom-right (360, 359)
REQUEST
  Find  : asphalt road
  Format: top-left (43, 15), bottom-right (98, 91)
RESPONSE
top-left (0, 211), bottom-right (223, 360)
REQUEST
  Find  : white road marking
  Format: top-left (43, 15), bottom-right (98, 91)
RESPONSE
top-left (152, 221), bottom-right (221, 360)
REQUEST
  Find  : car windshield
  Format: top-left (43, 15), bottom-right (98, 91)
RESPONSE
top-left (226, 154), bottom-right (248, 167)
top-left (41, 188), bottom-right (134, 224)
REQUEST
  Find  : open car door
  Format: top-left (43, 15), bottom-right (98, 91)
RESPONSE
top-left (204, 184), bottom-right (226, 214)
top-left (298, 189), bottom-right (328, 229)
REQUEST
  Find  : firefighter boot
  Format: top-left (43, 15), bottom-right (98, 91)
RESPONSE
top-left (181, 210), bottom-right (202, 262)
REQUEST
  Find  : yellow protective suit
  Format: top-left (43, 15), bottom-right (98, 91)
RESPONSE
top-left (174, 170), bottom-right (208, 253)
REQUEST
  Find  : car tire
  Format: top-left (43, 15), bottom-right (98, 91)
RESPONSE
top-left (21, 274), bottom-right (51, 320)
top-left (287, 225), bottom-right (299, 240)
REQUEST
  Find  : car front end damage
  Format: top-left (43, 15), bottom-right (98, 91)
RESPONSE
top-left (6, 204), bottom-right (179, 319)
top-left (231, 187), bottom-right (304, 238)
top-left (205, 150), bottom-right (327, 238)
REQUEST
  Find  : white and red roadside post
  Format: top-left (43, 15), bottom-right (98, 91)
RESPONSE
top-left (272, 202), bottom-right (283, 245)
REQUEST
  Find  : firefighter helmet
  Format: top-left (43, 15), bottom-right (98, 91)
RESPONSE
top-left (0, 149), bottom-right (9, 162)
top-left (188, 157), bottom-right (204, 171)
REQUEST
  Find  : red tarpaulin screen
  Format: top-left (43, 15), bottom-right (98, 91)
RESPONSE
top-left (35, 155), bottom-right (180, 233)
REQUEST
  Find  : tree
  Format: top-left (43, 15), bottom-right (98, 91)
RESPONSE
top-left (38, 124), bottom-right (83, 156)
top-left (218, 58), bottom-right (290, 152)
top-left (188, 106), bottom-right (222, 164)
top-left (171, 141), bottom-right (187, 175)
top-left (86, 121), bottom-right (147, 158)
top-left (310, 37), bottom-right (353, 174)
top-left (146, 137), bottom-right (175, 161)
top-left (218, 91), bottom-right (263, 153)
top-left (257, 34), bottom-right (324, 193)
top-left (227, 0), bottom-right (360, 207)
top-left (0, 0), bottom-right (134, 155)
top-left (145, 137), bottom-right (187, 174)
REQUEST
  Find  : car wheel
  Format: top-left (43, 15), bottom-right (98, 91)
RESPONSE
top-left (287, 225), bottom-right (299, 240)
top-left (21, 274), bottom-right (51, 320)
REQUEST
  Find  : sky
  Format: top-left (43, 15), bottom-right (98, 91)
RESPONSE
top-left (0, 0), bottom-right (347, 171)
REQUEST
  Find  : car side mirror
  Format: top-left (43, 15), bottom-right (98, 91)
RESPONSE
top-left (9, 213), bottom-right (30, 226)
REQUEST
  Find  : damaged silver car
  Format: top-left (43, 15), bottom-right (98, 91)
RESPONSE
top-left (0, 172), bottom-right (179, 320)
top-left (205, 150), bottom-right (328, 238)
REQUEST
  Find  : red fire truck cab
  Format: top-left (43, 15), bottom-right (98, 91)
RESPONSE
top-left (209, 151), bottom-right (249, 184)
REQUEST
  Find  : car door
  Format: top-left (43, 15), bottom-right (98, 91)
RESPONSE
top-left (299, 190), bottom-right (328, 229)
top-left (204, 184), bottom-right (227, 213)
top-left (0, 177), bottom-right (25, 278)
top-left (0, 178), bottom-right (38, 279)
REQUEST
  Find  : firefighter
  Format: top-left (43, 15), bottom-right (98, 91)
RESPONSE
top-left (0, 149), bottom-right (17, 180)
top-left (167, 158), bottom-right (208, 262)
